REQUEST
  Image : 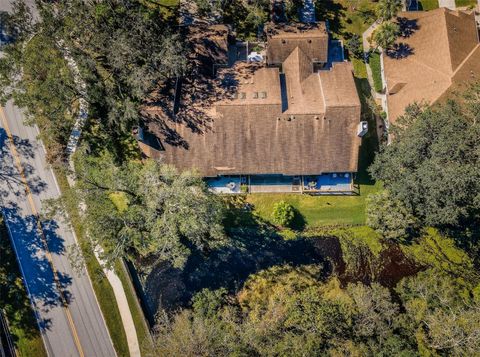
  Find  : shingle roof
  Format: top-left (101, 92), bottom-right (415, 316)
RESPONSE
top-left (384, 8), bottom-right (480, 123)
top-left (265, 22), bottom-right (329, 64)
top-left (187, 23), bottom-right (230, 76)
top-left (142, 52), bottom-right (361, 177)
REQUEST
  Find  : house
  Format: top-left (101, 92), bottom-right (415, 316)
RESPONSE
top-left (383, 8), bottom-right (480, 125)
top-left (138, 22), bottom-right (363, 194)
top-left (265, 22), bottom-right (329, 67)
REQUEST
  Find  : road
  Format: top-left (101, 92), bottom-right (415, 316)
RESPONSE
top-left (0, 2), bottom-right (116, 356)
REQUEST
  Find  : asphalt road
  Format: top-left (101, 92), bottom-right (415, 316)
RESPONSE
top-left (0, 2), bottom-right (116, 356)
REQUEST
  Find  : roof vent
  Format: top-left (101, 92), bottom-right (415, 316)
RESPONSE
top-left (240, 92), bottom-right (246, 99)
top-left (260, 91), bottom-right (267, 99)
top-left (282, 39), bottom-right (286, 44)
top-left (253, 92), bottom-right (259, 99)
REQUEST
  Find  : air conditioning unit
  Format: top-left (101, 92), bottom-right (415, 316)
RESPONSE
top-left (357, 121), bottom-right (368, 137)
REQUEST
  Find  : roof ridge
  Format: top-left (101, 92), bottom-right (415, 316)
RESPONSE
top-left (451, 43), bottom-right (480, 78)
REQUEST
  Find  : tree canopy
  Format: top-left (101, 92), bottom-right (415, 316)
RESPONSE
top-left (0, 0), bottom-right (187, 160)
top-left (372, 21), bottom-right (399, 50)
top-left (48, 151), bottom-right (226, 268)
top-left (369, 99), bottom-right (480, 230)
top-left (376, 0), bottom-right (402, 21)
top-left (153, 265), bottom-right (480, 356)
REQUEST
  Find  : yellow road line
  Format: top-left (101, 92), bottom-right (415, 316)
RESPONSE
top-left (0, 107), bottom-right (85, 357)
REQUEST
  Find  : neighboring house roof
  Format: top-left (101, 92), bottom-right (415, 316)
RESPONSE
top-left (187, 23), bottom-right (230, 76)
top-left (142, 47), bottom-right (361, 177)
top-left (384, 8), bottom-right (480, 124)
top-left (265, 22), bottom-right (329, 65)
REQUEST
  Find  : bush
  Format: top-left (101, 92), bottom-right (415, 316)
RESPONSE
top-left (272, 201), bottom-right (295, 227)
top-left (369, 51), bottom-right (383, 93)
top-left (346, 34), bottom-right (363, 58)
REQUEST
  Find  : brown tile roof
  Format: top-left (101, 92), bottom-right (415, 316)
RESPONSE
top-left (142, 51), bottom-right (361, 177)
top-left (265, 22), bottom-right (329, 65)
top-left (384, 8), bottom-right (480, 123)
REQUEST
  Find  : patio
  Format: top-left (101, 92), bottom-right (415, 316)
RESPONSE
top-left (303, 173), bottom-right (353, 192)
top-left (207, 176), bottom-right (242, 194)
top-left (249, 175), bottom-right (297, 193)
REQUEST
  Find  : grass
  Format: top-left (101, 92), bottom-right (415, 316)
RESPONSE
top-left (317, 0), bottom-right (377, 39)
top-left (246, 183), bottom-right (381, 228)
top-left (0, 216), bottom-right (47, 357)
top-left (418, 0), bottom-right (439, 10)
top-left (53, 170), bottom-right (131, 357)
top-left (140, 0), bottom-right (180, 20)
top-left (114, 261), bottom-right (154, 356)
top-left (455, 0), bottom-right (477, 7)
top-left (369, 51), bottom-right (383, 93)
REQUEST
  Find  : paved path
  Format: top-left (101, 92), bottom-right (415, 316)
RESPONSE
top-left (94, 249), bottom-right (141, 357)
top-left (438, 0), bottom-right (456, 9)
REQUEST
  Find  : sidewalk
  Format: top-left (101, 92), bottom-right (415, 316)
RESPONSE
top-left (362, 20), bottom-right (386, 103)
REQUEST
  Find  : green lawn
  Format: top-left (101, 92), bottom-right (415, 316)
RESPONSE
top-left (140, 0), bottom-right (179, 19)
top-left (115, 261), bottom-right (154, 356)
top-left (369, 51), bottom-right (383, 93)
top-left (0, 217), bottom-right (47, 357)
top-left (247, 183), bottom-right (381, 228)
top-left (53, 170), bottom-right (131, 357)
top-left (418, 0), bottom-right (439, 10)
top-left (455, 0), bottom-right (477, 7)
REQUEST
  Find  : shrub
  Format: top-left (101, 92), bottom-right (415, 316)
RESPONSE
top-left (369, 51), bottom-right (383, 93)
top-left (272, 201), bottom-right (295, 227)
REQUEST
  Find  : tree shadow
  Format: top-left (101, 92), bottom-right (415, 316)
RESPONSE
top-left (353, 77), bottom-right (379, 186)
top-left (1, 203), bottom-right (72, 331)
top-left (397, 17), bottom-right (419, 38)
top-left (315, 0), bottom-right (346, 35)
top-left (141, 199), bottom-right (329, 315)
top-left (0, 128), bottom-right (48, 197)
top-left (290, 206), bottom-right (306, 231)
top-left (386, 43), bottom-right (414, 59)
top-left (385, 17), bottom-right (419, 60)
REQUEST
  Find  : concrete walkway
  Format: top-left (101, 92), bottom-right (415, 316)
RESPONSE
top-left (362, 20), bottom-right (386, 102)
top-left (95, 248), bottom-right (141, 357)
top-left (438, 0), bottom-right (456, 9)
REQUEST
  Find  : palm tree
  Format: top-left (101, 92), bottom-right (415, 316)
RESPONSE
top-left (373, 21), bottom-right (400, 51)
top-left (376, 0), bottom-right (403, 21)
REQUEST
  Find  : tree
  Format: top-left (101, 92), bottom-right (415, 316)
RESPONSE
top-left (195, 0), bottom-right (224, 17)
top-left (376, 0), bottom-right (402, 21)
top-left (372, 21), bottom-right (399, 50)
top-left (369, 101), bottom-right (480, 229)
top-left (397, 269), bottom-right (480, 355)
top-left (366, 191), bottom-right (418, 241)
top-left (345, 34), bottom-right (363, 58)
top-left (48, 151), bottom-right (226, 268)
top-left (0, 0), bottom-right (187, 161)
top-left (272, 201), bottom-right (295, 227)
